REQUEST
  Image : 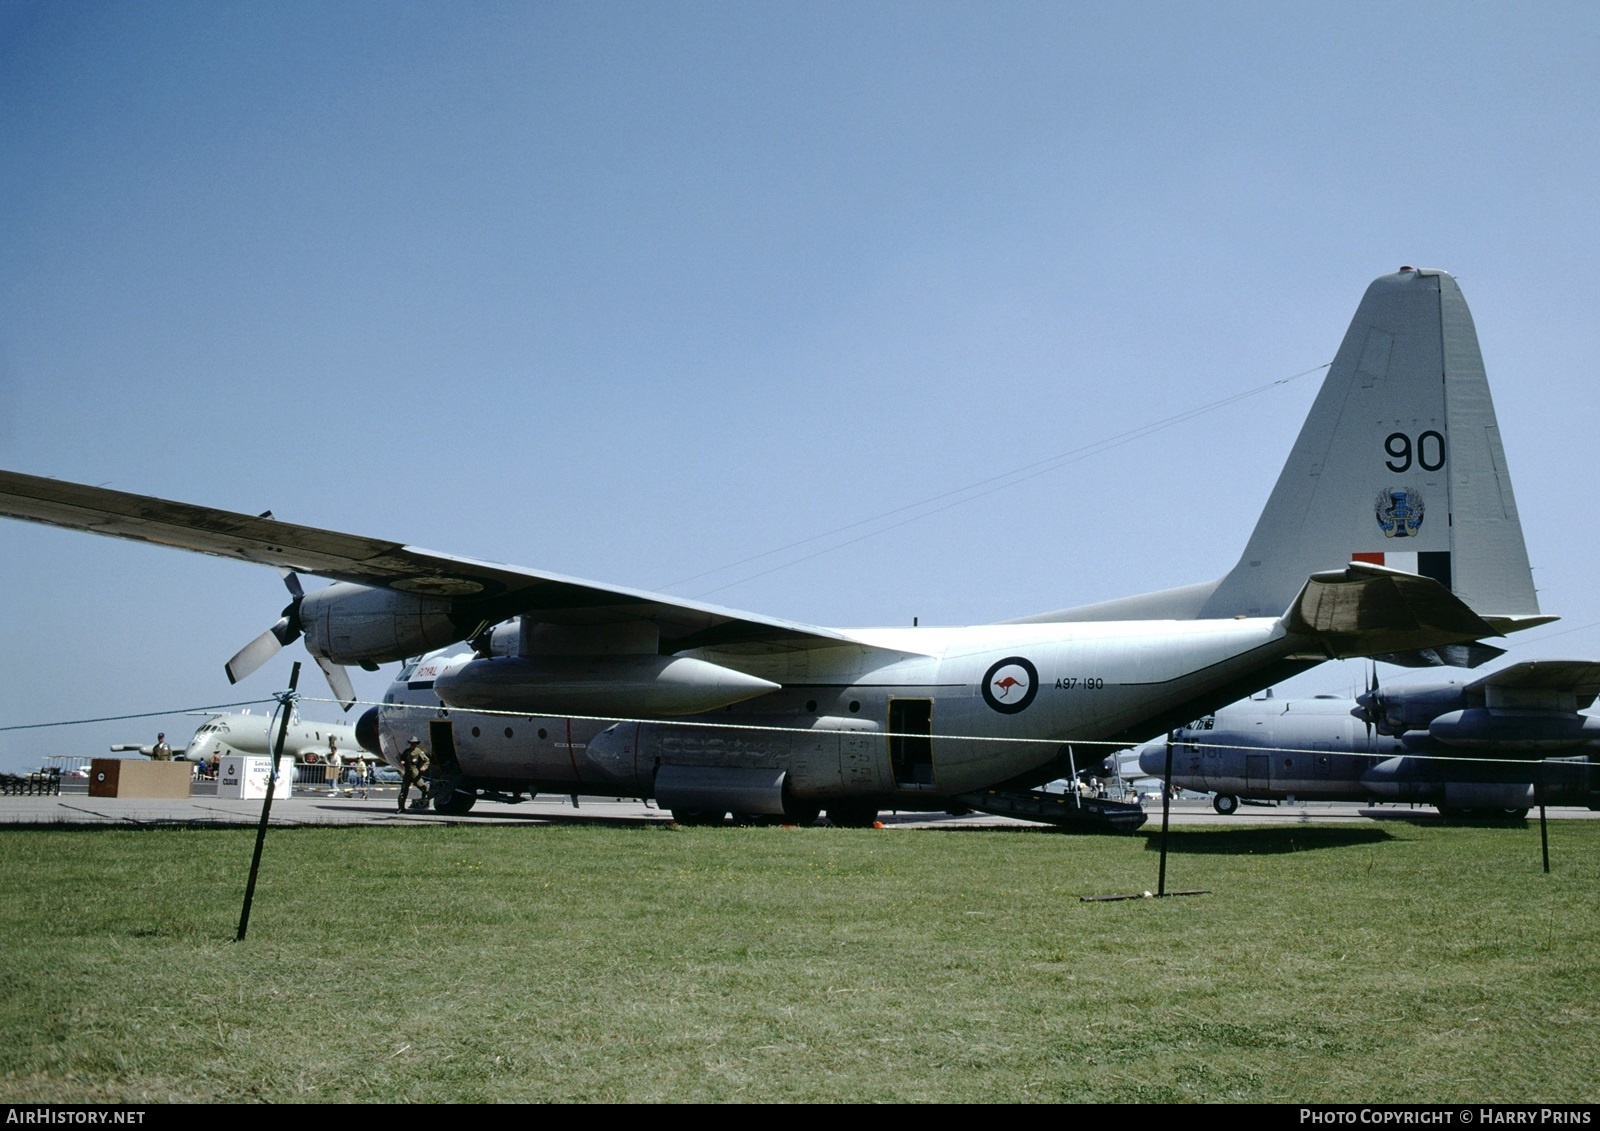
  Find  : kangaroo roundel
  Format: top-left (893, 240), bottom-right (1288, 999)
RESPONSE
top-left (982, 656), bottom-right (1039, 714)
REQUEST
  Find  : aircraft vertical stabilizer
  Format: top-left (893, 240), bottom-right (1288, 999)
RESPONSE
top-left (1198, 268), bottom-right (1539, 621)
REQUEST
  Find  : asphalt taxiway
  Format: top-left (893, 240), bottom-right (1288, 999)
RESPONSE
top-left (2, 788), bottom-right (1595, 829)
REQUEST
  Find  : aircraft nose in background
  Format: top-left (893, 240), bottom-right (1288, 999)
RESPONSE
top-left (1136, 742), bottom-right (1169, 778)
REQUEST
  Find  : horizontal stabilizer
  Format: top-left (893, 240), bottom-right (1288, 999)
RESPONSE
top-left (1283, 561), bottom-right (1499, 659)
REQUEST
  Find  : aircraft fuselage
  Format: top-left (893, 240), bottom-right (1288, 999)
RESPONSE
top-left (375, 617), bottom-right (1317, 810)
top-left (185, 711), bottom-right (363, 766)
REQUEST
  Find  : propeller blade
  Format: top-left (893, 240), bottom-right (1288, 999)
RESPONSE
top-left (224, 575), bottom-right (307, 686)
top-left (315, 655), bottom-right (357, 712)
top-left (1363, 661), bottom-right (1376, 742)
top-left (225, 617), bottom-right (294, 684)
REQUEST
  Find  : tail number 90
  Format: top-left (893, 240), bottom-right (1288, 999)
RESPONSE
top-left (1384, 430), bottom-right (1444, 473)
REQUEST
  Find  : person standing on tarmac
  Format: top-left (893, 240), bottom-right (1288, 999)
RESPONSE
top-left (398, 737), bottom-right (431, 812)
top-left (325, 735), bottom-right (344, 795)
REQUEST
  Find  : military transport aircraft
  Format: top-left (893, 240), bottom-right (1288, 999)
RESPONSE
top-left (0, 269), bottom-right (1554, 825)
top-left (1135, 660), bottom-right (1600, 817)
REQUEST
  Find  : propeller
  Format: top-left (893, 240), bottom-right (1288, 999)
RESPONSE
top-left (224, 570), bottom-right (358, 712)
top-left (1363, 662), bottom-right (1378, 743)
top-left (1353, 661), bottom-right (1383, 742)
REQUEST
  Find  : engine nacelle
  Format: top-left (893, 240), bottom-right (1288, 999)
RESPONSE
top-left (299, 583), bottom-right (461, 666)
top-left (1353, 683), bottom-right (1470, 735)
top-left (1427, 709), bottom-right (1600, 754)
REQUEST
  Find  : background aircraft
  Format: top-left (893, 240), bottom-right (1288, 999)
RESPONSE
top-left (0, 269), bottom-right (1551, 824)
top-left (107, 738), bottom-right (179, 760)
top-left (178, 709), bottom-right (365, 770)
top-left (111, 709), bottom-right (363, 765)
top-left (1136, 660), bottom-right (1600, 816)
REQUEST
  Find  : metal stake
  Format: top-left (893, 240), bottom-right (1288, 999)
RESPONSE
top-left (237, 661), bottom-right (300, 941)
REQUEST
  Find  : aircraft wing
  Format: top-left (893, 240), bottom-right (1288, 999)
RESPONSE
top-left (1464, 660), bottom-right (1600, 705)
top-left (0, 469), bottom-right (850, 652)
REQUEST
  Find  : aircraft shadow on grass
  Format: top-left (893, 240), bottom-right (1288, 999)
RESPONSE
top-left (1138, 826), bottom-right (1397, 854)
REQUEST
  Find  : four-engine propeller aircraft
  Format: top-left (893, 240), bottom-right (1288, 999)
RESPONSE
top-left (182, 710), bottom-right (363, 771)
top-left (111, 710), bottom-right (361, 767)
top-left (1136, 660), bottom-right (1600, 817)
top-left (0, 269), bottom-right (1554, 826)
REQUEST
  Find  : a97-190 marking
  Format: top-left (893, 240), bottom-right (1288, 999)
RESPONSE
top-left (1054, 677), bottom-right (1105, 690)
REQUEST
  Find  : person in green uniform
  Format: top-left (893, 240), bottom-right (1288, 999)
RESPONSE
top-left (398, 737), bottom-right (431, 811)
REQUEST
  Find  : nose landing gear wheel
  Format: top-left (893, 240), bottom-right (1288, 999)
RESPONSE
top-left (1212, 793), bottom-right (1240, 815)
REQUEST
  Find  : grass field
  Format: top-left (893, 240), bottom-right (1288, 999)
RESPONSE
top-left (0, 818), bottom-right (1596, 1103)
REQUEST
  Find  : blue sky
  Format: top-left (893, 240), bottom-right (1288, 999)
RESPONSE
top-left (4, 2), bottom-right (1599, 771)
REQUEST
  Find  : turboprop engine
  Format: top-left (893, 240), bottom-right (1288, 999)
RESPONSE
top-left (225, 578), bottom-right (466, 709)
top-left (297, 582), bottom-right (460, 667)
top-left (1352, 682), bottom-right (1471, 736)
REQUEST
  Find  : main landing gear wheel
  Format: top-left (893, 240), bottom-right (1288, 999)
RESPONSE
top-left (1438, 807), bottom-right (1528, 820)
top-left (779, 781), bottom-right (821, 826)
top-left (1212, 793), bottom-right (1240, 815)
top-left (430, 780), bottom-right (477, 815)
top-left (671, 810), bottom-right (727, 827)
top-left (825, 802), bottom-right (879, 828)
top-left (783, 803), bottom-right (822, 827)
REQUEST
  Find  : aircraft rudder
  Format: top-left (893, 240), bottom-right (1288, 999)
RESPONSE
top-left (1435, 272), bottom-right (1538, 617)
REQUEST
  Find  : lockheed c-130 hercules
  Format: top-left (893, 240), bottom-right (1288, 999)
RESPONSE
top-left (0, 268), bottom-right (1553, 829)
top-left (1137, 660), bottom-right (1600, 818)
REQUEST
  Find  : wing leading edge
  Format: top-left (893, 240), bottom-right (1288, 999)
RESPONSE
top-left (0, 469), bottom-right (849, 653)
